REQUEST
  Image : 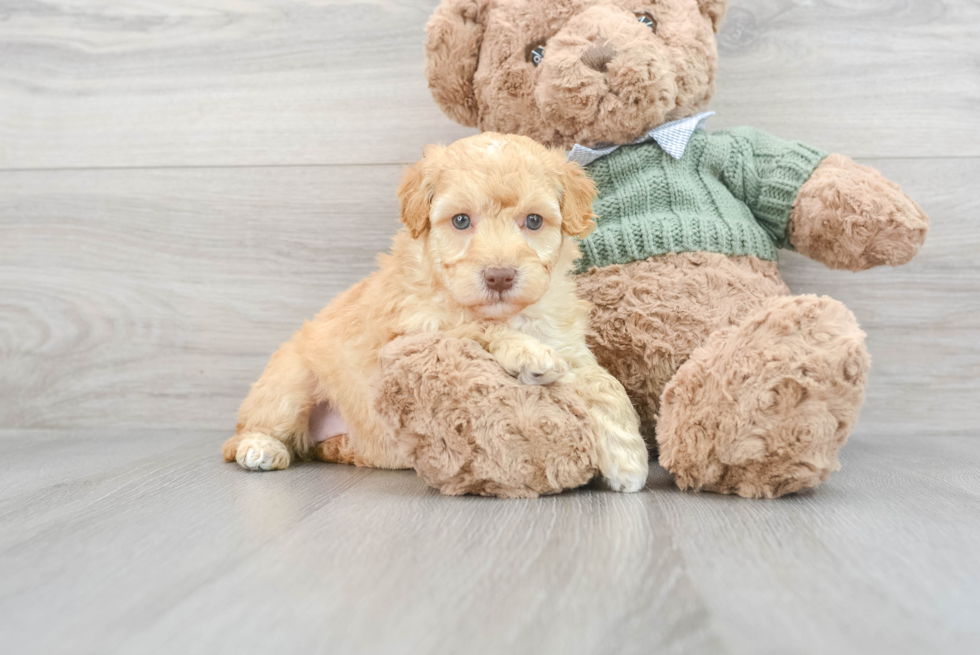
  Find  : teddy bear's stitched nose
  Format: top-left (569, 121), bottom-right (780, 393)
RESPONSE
top-left (581, 40), bottom-right (616, 73)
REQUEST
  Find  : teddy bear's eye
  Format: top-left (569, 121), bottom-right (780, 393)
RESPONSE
top-left (529, 45), bottom-right (545, 66)
top-left (452, 214), bottom-right (471, 230)
top-left (636, 12), bottom-right (657, 32)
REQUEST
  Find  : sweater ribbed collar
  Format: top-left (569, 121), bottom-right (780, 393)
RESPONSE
top-left (567, 111), bottom-right (715, 166)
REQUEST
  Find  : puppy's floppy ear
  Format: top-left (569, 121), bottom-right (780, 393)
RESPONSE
top-left (559, 161), bottom-right (598, 239)
top-left (397, 157), bottom-right (435, 239)
top-left (697, 0), bottom-right (729, 32)
top-left (425, 0), bottom-right (487, 128)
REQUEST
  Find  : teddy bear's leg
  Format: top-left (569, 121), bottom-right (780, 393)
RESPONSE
top-left (656, 295), bottom-right (870, 498)
top-left (578, 253), bottom-right (792, 443)
top-left (375, 334), bottom-right (599, 498)
top-left (465, 326), bottom-right (648, 491)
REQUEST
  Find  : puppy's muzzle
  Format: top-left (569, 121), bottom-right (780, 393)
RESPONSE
top-left (484, 267), bottom-right (517, 293)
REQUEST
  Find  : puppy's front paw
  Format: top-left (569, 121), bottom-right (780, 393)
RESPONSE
top-left (604, 467), bottom-right (649, 493)
top-left (599, 432), bottom-right (650, 493)
top-left (493, 340), bottom-right (570, 385)
top-left (233, 433), bottom-right (291, 471)
top-left (518, 348), bottom-right (570, 385)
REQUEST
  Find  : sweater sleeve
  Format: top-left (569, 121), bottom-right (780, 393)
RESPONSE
top-left (712, 127), bottom-right (827, 249)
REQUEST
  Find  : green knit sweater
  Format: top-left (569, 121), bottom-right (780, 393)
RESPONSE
top-left (576, 127), bottom-right (827, 273)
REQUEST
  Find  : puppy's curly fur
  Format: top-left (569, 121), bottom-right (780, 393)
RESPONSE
top-left (223, 132), bottom-right (649, 495)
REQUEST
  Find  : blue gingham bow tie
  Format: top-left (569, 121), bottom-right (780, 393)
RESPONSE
top-left (567, 111), bottom-right (715, 166)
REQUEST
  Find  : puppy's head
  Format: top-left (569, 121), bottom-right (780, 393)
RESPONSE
top-left (398, 132), bottom-right (597, 318)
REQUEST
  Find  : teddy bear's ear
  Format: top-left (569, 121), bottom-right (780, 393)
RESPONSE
top-left (559, 161), bottom-right (598, 239)
top-left (397, 155), bottom-right (436, 239)
top-left (424, 0), bottom-right (487, 128)
top-left (697, 0), bottom-right (729, 32)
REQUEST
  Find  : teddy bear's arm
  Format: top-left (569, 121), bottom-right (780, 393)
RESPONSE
top-left (714, 128), bottom-right (928, 270)
top-left (788, 154), bottom-right (930, 271)
top-left (713, 126), bottom-right (828, 250)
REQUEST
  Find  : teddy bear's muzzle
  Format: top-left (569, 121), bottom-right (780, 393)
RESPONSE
top-left (533, 9), bottom-right (678, 147)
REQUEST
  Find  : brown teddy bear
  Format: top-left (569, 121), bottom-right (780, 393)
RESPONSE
top-left (410, 0), bottom-right (930, 498)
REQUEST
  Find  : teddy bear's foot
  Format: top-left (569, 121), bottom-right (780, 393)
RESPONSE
top-left (656, 295), bottom-right (870, 499)
top-left (375, 333), bottom-right (598, 498)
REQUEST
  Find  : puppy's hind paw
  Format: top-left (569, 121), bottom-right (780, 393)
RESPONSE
top-left (233, 433), bottom-right (291, 471)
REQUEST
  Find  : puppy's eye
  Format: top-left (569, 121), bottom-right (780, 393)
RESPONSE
top-left (525, 214), bottom-right (544, 230)
top-left (452, 214), bottom-right (471, 230)
top-left (636, 12), bottom-right (657, 32)
top-left (529, 45), bottom-right (545, 66)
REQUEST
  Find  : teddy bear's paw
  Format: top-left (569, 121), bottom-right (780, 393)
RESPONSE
top-left (493, 340), bottom-right (570, 385)
top-left (657, 295), bottom-right (868, 498)
top-left (233, 432), bottom-right (291, 471)
top-left (791, 154), bottom-right (930, 271)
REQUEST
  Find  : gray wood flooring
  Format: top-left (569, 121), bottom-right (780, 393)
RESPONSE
top-left (1, 1), bottom-right (978, 653)
top-left (2, 430), bottom-right (979, 655)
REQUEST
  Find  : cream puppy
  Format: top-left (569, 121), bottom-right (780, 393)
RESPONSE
top-left (222, 133), bottom-right (649, 492)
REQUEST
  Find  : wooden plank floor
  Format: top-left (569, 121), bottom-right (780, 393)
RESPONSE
top-left (1, 430), bottom-right (978, 655)
top-left (1, 1), bottom-right (979, 653)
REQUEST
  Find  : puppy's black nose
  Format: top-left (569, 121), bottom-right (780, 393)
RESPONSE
top-left (484, 267), bottom-right (516, 293)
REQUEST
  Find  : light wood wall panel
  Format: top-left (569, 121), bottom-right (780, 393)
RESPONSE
top-left (0, 0), bottom-right (978, 170)
top-left (2, 158), bottom-right (976, 434)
